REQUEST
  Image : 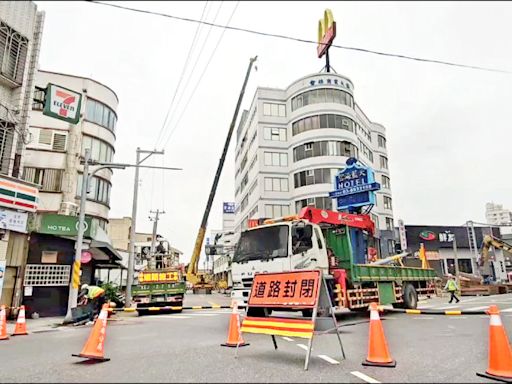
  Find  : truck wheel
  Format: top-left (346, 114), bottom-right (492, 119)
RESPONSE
top-left (402, 284), bottom-right (418, 309)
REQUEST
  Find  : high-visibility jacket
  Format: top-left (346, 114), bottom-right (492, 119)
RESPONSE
top-left (445, 280), bottom-right (458, 292)
top-left (86, 286), bottom-right (105, 299)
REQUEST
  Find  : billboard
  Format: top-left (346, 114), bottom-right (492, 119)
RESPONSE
top-left (43, 83), bottom-right (82, 124)
top-left (329, 157), bottom-right (380, 211)
top-left (223, 202), bottom-right (235, 214)
top-left (317, 9), bottom-right (336, 58)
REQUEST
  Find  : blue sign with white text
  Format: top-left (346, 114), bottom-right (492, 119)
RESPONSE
top-left (329, 157), bottom-right (380, 211)
top-left (223, 202), bottom-right (235, 214)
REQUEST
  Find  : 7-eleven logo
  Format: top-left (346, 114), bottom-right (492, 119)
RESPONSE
top-left (55, 90), bottom-right (76, 117)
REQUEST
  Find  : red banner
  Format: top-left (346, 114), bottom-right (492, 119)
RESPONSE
top-left (248, 270), bottom-right (321, 308)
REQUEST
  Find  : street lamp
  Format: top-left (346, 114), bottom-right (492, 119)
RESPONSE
top-left (63, 150), bottom-right (182, 323)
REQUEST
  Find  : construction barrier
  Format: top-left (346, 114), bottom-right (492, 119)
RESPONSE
top-left (106, 305), bottom-right (232, 313)
top-left (380, 307), bottom-right (487, 316)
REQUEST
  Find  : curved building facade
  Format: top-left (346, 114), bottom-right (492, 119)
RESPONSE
top-left (233, 72), bottom-right (395, 255)
top-left (25, 70), bottom-right (118, 230)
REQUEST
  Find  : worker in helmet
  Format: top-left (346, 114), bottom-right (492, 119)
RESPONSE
top-left (79, 283), bottom-right (106, 321)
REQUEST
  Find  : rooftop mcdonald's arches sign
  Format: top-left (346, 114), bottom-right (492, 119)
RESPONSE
top-left (317, 9), bottom-right (336, 58)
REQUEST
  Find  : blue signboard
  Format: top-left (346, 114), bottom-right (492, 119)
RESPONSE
top-left (223, 202), bottom-right (235, 214)
top-left (329, 157), bottom-right (380, 211)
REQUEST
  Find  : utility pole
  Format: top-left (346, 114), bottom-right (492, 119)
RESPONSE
top-left (149, 209), bottom-right (165, 258)
top-left (126, 148), bottom-right (165, 308)
top-left (63, 149), bottom-right (91, 324)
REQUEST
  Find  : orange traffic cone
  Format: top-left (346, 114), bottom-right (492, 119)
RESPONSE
top-left (0, 305), bottom-right (9, 340)
top-left (11, 305), bottom-right (28, 336)
top-left (72, 304), bottom-right (110, 362)
top-left (362, 302), bottom-right (396, 368)
top-left (221, 300), bottom-right (249, 348)
top-left (477, 305), bottom-right (512, 381)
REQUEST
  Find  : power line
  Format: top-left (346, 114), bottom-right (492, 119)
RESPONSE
top-left (161, 1), bottom-right (240, 148)
top-left (154, 1), bottom-right (210, 146)
top-left (87, 0), bottom-right (512, 75)
top-left (161, 1), bottom-right (224, 141)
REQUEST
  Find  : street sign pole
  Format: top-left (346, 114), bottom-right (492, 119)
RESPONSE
top-left (63, 148), bottom-right (90, 324)
top-left (126, 148), bottom-right (165, 308)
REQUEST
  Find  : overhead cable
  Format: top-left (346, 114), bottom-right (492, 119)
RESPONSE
top-left (87, 0), bottom-right (512, 74)
top-left (154, 1), bottom-right (210, 146)
top-left (162, 1), bottom-right (240, 148)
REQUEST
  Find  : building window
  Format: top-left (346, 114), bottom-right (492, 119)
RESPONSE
top-left (380, 155), bottom-right (388, 170)
top-left (0, 21), bottom-right (28, 85)
top-left (264, 127), bottom-right (287, 141)
top-left (359, 141), bottom-right (373, 162)
top-left (378, 135), bottom-right (387, 148)
top-left (77, 174), bottom-right (111, 205)
top-left (263, 102), bottom-right (286, 117)
top-left (249, 154), bottom-right (258, 171)
top-left (0, 120), bottom-right (14, 175)
top-left (264, 177), bottom-right (289, 192)
top-left (292, 114), bottom-right (355, 136)
top-left (295, 196), bottom-right (332, 212)
top-left (385, 217), bottom-right (394, 231)
top-left (387, 239), bottom-right (395, 254)
top-left (264, 204), bottom-right (290, 218)
top-left (240, 195), bottom-right (249, 211)
top-left (240, 173), bottom-right (249, 192)
top-left (264, 151), bottom-right (288, 167)
top-left (357, 124), bottom-right (372, 142)
top-left (85, 98), bottom-right (117, 132)
top-left (291, 88), bottom-right (354, 111)
top-left (32, 89), bottom-right (45, 110)
top-left (249, 205), bottom-right (258, 218)
top-left (240, 153), bottom-right (248, 171)
top-left (81, 135), bottom-right (114, 163)
top-left (22, 167), bottom-right (63, 192)
top-left (294, 168), bottom-right (335, 188)
top-left (293, 140), bottom-right (358, 162)
top-left (249, 180), bottom-right (258, 197)
top-left (383, 196), bottom-right (392, 210)
top-left (29, 127), bottom-right (68, 152)
top-left (382, 175), bottom-right (391, 189)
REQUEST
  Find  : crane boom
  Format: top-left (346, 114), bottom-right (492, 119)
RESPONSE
top-left (480, 235), bottom-right (512, 267)
top-left (186, 56), bottom-right (258, 289)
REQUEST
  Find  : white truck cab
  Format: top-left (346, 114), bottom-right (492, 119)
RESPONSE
top-left (230, 219), bottom-right (329, 307)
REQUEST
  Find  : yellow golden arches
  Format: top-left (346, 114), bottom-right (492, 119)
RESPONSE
top-left (318, 9), bottom-right (335, 45)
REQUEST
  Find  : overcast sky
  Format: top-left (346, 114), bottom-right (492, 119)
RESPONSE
top-left (34, 1), bottom-right (512, 263)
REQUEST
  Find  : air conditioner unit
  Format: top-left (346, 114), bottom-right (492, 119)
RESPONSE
top-left (59, 202), bottom-right (78, 216)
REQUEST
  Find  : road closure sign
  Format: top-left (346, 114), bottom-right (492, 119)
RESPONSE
top-left (248, 270), bottom-right (321, 308)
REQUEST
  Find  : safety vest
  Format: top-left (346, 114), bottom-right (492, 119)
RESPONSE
top-left (447, 280), bottom-right (457, 292)
top-left (87, 286), bottom-right (105, 299)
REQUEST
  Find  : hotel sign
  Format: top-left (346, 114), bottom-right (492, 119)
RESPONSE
top-left (43, 83), bottom-right (82, 124)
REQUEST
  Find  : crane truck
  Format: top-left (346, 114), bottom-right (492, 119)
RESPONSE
top-left (231, 206), bottom-right (437, 316)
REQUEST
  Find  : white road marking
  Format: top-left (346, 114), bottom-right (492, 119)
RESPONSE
top-left (466, 306), bottom-right (488, 311)
top-left (144, 315), bottom-right (192, 319)
top-left (413, 316), bottom-right (435, 320)
top-left (435, 305), bottom-right (461, 310)
top-left (282, 337), bottom-right (294, 342)
top-left (297, 343), bottom-right (309, 351)
top-left (417, 305), bottom-right (435, 309)
top-left (318, 355), bottom-right (340, 364)
top-left (500, 308), bottom-right (512, 313)
top-left (351, 371), bottom-right (381, 383)
top-left (187, 313), bottom-right (219, 317)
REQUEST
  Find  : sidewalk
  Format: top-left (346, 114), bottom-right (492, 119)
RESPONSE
top-left (6, 316), bottom-right (65, 334)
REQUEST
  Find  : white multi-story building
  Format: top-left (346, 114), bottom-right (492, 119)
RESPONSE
top-left (25, 70), bottom-right (119, 230)
top-left (233, 72), bottom-right (395, 255)
top-left (211, 203), bottom-right (236, 287)
top-left (486, 202), bottom-right (512, 226)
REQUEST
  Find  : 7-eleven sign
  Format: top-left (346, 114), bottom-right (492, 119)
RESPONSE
top-left (43, 83), bottom-right (82, 124)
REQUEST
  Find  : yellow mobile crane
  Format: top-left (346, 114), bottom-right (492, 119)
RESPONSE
top-left (479, 235), bottom-right (512, 276)
top-left (186, 56), bottom-right (258, 294)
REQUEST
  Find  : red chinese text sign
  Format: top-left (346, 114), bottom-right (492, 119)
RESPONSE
top-left (248, 270), bottom-right (321, 308)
